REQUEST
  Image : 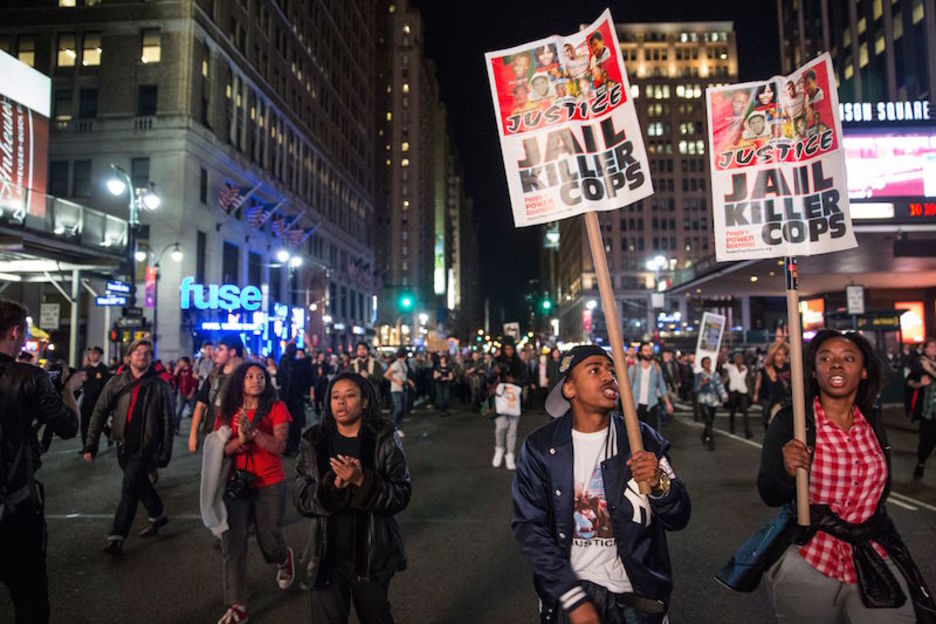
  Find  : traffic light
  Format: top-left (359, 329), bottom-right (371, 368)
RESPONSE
top-left (397, 292), bottom-right (414, 311)
top-left (540, 298), bottom-right (552, 312)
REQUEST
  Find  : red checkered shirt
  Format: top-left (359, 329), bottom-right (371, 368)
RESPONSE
top-left (799, 398), bottom-right (888, 583)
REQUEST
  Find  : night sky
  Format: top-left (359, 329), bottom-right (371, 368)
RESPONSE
top-left (409, 1), bottom-right (781, 324)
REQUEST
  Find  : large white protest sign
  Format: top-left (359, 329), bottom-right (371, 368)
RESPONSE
top-left (706, 53), bottom-right (857, 261)
top-left (694, 312), bottom-right (726, 373)
top-left (484, 9), bottom-right (653, 227)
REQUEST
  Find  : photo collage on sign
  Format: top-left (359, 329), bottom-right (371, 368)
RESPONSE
top-left (489, 20), bottom-right (625, 135)
top-left (709, 57), bottom-right (838, 168)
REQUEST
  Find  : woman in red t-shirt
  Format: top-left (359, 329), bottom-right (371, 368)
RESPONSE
top-left (214, 362), bottom-right (294, 624)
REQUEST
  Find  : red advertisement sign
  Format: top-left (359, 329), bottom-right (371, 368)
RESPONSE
top-left (0, 93), bottom-right (49, 219)
top-left (145, 266), bottom-right (157, 308)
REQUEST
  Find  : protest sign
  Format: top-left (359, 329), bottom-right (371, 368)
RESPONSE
top-left (485, 10), bottom-right (654, 490)
top-left (706, 53), bottom-right (857, 261)
top-left (693, 312), bottom-right (726, 374)
top-left (485, 9), bottom-right (653, 227)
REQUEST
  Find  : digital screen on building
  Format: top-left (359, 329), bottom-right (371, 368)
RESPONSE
top-left (799, 298), bottom-right (825, 333)
top-left (844, 130), bottom-right (936, 200)
top-left (896, 301), bottom-right (925, 344)
top-left (0, 50), bottom-right (50, 219)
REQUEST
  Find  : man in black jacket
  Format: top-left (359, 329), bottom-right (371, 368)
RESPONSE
top-left (513, 346), bottom-right (690, 623)
top-left (80, 345), bottom-right (110, 449)
top-left (0, 300), bottom-right (82, 623)
top-left (83, 338), bottom-right (174, 556)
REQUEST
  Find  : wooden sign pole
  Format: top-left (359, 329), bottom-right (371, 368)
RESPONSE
top-left (584, 211), bottom-right (650, 494)
top-left (784, 257), bottom-right (810, 526)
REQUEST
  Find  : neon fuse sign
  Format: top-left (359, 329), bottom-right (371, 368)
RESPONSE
top-left (180, 277), bottom-right (262, 311)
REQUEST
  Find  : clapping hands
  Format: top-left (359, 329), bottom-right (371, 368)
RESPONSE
top-left (330, 454), bottom-right (364, 489)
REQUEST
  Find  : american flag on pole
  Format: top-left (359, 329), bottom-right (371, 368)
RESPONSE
top-left (271, 214), bottom-right (299, 239)
top-left (217, 184), bottom-right (241, 214)
top-left (283, 224), bottom-right (317, 246)
top-left (218, 182), bottom-right (261, 216)
top-left (245, 201), bottom-right (277, 228)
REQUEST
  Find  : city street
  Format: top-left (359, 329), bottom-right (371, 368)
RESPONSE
top-left (4, 402), bottom-right (936, 623)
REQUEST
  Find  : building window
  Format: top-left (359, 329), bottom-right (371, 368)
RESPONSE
top-left (130, 157), bottom-right (150, 188)
top-left (59, 0), bottom-right (77, 5)
top-left (49, 161), bottom-right (69, 197)
top-left (17, 35), bottom-right (35, 66)
top-left (141, 28), bottom-right (161, 64)
top-left (82, 32), bottom-right (101, 66)
top-left (137, 85), bottom-right (157, 116)
top-left (222, 241), bottom-right (239, 285)
top-left (199, 167), bottom-right (208, 204)
top-left (53, 89), bottom-right (73, 122)
top-left (201, 46), bottom-right (210, 77)
top-left (401, 141), bottom-right (409, 152)
top-left (72, 160), bottom-right (91, 197)
top-left (912, 0), bottom-right (924, 24)
top-left (57, 33), bottom-right (77, 67)
top-left (78, 88), bottom-right (97, 118)
top-left (402, 83), bottom-right (410, 93)
top-left (196, 230), bottom-right (207, 283)
top-left (401, 158), bottom-right (409, 167)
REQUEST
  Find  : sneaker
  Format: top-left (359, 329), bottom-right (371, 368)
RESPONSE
top-left (396, 429), bottom-right (405, 439)
top-left (139, 516), bottom-right (169, 538)
top-left (914, 463), bottom-right (925, 480)
top-left (505, 453), bottom-right (516, 471)
top-left (276, 547), bottom-right (295, 590)
top-left (492, 447), bottom-right (505, 468)
top-left (218, 604), bottom-right (248, 624)
top-left (103, 539), bottom-right (124, 556)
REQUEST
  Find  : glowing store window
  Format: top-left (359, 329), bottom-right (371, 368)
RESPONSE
top-left (897, 301), bottom-right (925, 344)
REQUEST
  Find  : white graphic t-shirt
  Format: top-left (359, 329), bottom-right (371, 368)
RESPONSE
top-left (570, 424), bottom-right (633, 593)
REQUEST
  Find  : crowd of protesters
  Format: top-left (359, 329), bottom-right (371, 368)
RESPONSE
top-left (7, 291), bottom-right (936, 624)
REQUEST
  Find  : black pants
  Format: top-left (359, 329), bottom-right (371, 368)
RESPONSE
top-left (310, 571), bottom-right (394, 624)
top-left (111, 447), bottom-right (164, 540)
top-left (637, 404), bottom-right (660, 430)
top-left (918, 419), bottom-right (936, 465)
top-left (286, 399), bottom-right (306, 454)
top-left (702, 405), bottom-right (717, 441)
top-left (0, 500), bottom-right (49, 623)
top-left (728, 391), bottom-right (750, 434)
top-left (554, 580), bottom-right (666, 624)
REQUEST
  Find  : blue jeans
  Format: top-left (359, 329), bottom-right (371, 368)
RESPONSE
top-left (435, 382), bottom-right (452, 411)
top-left (391, 392), bottom-right (406, 426)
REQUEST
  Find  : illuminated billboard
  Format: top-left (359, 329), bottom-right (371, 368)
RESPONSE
top-left (896, 301), bottom-right (925, 344)
top-left (844, 130), bottom-right (936, 200)
top-left (0, 50), bottom-right (50, 220)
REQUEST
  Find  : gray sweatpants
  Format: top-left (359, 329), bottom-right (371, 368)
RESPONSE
top-left (766, 545), bottom-right (915, 624)
top-left (221, 480), bottom-right (289, 606)
top-left (494, 415), bottom-right (519, 454)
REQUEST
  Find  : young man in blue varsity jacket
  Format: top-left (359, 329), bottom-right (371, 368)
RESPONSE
top-left (512, 345), bottom-right (691, 623)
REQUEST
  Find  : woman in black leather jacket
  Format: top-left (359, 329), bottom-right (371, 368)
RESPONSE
top-left (758, 329), bottom-right (935, 623)
top-left (294, 372), bottom-right (411, 624)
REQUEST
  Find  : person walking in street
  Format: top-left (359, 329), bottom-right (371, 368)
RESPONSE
top-left (628, 341), bottom-right (674, 431)
top-left (214, 361), bottom-right (294, 624)
top-left (189, 335), bottom-right (244, 454)
top-left (725, 352), bottom-right (753, 438)
top-left (312, 351), bottom-right (331, 416)
top-left (194, 342), bottom-right (215, 391)
top-left (0, 300), bottom-right (82, 623)
top-left (79, 345), bottom-right (110, 450)
top-left (695, 356), bottom-right (728, 451)
top-left (279, 343), bottom-right (313, 456)
top-left (753, 341), bottom-right (792, 428)
top-left (384, 348), bottom-right (414, 438)
top-left (351, 342), bottom-right (384, 409)
top-left (83, 338), bottom-right (174, 555)
top-left (173, 356), bottom-right (197, 434)
top-left (490, 338), bottom-right (527, 470)
top-left (433, 354), bottom-right (455, 416)
top-left (758, 329), bottom-right (935, 623)
top-left (295, 372), bottom-right (411, 623)
top-left (513, 345), bottom-right (691, 623)
top-left (907, 337), bottom-right (936, 479)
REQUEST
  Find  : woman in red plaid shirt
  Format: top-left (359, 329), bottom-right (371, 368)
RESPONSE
top-left (758, 329), bottom-right (935, 623)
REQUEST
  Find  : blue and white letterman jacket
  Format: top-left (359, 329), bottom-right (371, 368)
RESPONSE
top-left (511, 412), bottom-right (691, 621)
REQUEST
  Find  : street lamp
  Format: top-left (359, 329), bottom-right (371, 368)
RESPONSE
top-left (142, 242), bottom-right (183, 358)
top-left (107, 164), bottom-right (160, 308)
top-left (276, 249), bottom-right (304, 347)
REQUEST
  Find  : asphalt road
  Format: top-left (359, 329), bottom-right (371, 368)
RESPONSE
top-left (3, 402), bottom-right (936, 623)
